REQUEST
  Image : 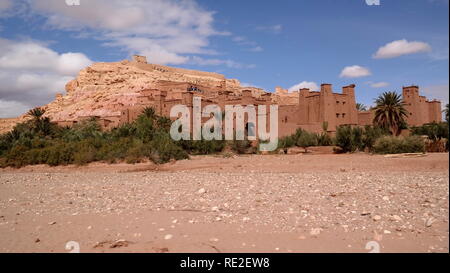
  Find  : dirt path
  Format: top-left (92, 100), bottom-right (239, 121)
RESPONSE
top-left (0, 153), bottom-right (448, 253)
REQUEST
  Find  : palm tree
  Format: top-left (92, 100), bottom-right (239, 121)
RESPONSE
top-left (156, 116), bottom-right (172, 131)
top-left (141, 107), bottom-right (156, 120)
top-left (372, 91), bottom-right (408, 136)
top-left (26, 107), bottom-right (54, 136)
top-left (356, 103), bottom-right (367, 111)
top-left (27, 107), bottom-right (45, 121)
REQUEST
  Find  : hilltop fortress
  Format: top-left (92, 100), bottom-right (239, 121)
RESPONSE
top-left (0, 55), bottom-right (442, 136)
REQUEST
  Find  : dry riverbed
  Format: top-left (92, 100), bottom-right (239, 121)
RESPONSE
top-left (0, 153), bottom-right (448, 253)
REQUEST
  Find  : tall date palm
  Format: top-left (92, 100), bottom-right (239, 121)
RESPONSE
top-left (372, 91), bottom-right (408, 136)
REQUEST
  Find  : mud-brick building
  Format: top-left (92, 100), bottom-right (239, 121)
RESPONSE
top-left (51, 56), bottom-right (442, 137)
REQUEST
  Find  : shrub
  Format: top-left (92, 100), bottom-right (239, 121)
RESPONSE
top-left (411, 122), bottom-right (449, 152)
top-left (3, 145), bottom-right (30, 168)
top-left (296, 131), bottom-right (317, 152)
top-left (335, 125), bottom-right (385, 153)
top-left (316, 132), bottom-right (333, 146)
top-left (277, 135), bottom-right (296, 150)
top-left (73, 144), bottom-right (97, 165)
top-left (411, 122), bottom-right (447, 140)
top-left (335, 125), bottom-right (359, 153)
top-left (362, 125), bottom-right (388, 152)
top-left (69, 118), bottom-right (103, 140)
top-left (316, 121), bottom-right (333, 146)
top-left (179, 139), bottom-right (225, 155)
top-left (149, 131), bottom-right (188, 163)
top-left (372, 135), bottom-right (425, 154)
top-left (231, 139), bottom-right (254, 154)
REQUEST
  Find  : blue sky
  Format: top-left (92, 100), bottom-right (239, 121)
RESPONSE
top-left (0, 0), bottom-right (448, 117)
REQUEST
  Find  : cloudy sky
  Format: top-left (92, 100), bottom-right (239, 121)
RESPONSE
top-left (0, 0), bottom-right (448, 117)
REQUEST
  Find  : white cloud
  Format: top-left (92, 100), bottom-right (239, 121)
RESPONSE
top-left (56, 52), bottom-right (93, 75)
top-left (288, 81), bottom-right (319, 92)
top-left (373, 39), bottom-right (432, 59)
top-left (369, 81), bottom-right (390, 88)
top-left (0, 39), bottom-right (92, 75)
top-left (190, 56), bottom-right (255, 69)
top-left (18, 0), bottom-right (245, 67)
top-left (339, 65), bottom-right (372, 78)
top-left (0, 38), bottom-right (92, 117)
top-left (241, 82), bottom-right (262, 89)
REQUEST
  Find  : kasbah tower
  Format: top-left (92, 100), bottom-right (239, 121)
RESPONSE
top-left (7, 55), bottom-right (441, 137)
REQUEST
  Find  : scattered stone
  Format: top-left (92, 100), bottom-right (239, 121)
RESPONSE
top-left (153, 247), bottom-right (169, 253)
top-left (310, 228), bottom-right (322, 236)
top-left (110, 239), bottom-right (131, 248)
top-left (164, 234), bottom-right (173, 240)
top-left (425, 217), bottom-right (436, 227)
top-left (372, 215), bottom-right (382, 221)
top-left (390, 215), bottom-right (402, 221)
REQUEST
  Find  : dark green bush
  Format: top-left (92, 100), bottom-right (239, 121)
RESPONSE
top-left (149, 131), bottom-right (188, 163)
top-left (315, 132), bottom-right (333, 146)
top-left (411, 122), bottom-right (448, 141)
top-left (277, 135), bottom-right (296, 150)
top-left (231, 139), bottom-right (253, 154)
top-left (296, 131), bottom-right (317, 152)
top-left (335, 125), bottom-right (388, 153)
top-left (411, 122), bottom-right (449, 152)
top-left (179, 139), bottom-right (225, 155)
top-left (362, 125), bottom-right (389, 152)
top-left (372, 135), bottom-right (425, 154)
top-left (73, 144), bottom-right (97, 165)
top-left (335, 125), bottom-right (359, 153)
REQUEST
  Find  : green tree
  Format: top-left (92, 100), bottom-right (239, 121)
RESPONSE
top-left (356, 103), bottom-right (367, 111)
top-left (27, 107), bottom-right (45, 121)
top-left (26, 107), bottom-right (54, 136)
top-left (142, 107), bottom-right (157, 120)
top-left (372, 91), bottom-right (408, 136)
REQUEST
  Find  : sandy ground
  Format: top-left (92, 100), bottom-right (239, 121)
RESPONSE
top-left (0, 153), bottom-right (448, 253)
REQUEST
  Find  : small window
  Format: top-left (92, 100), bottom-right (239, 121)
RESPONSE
top-left (336, 113), bottom-right (340, 118)
top-left (342, 113), bottom-right (346, 118)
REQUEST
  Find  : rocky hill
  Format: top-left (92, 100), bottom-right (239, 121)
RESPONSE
top-left (0, 55), bottom-right (298, 133)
